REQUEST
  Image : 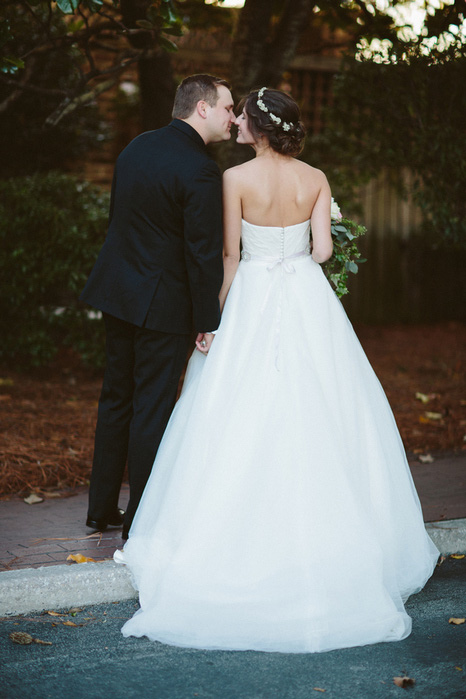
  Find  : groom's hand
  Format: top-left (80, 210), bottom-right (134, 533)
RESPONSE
top-left (195, 332), bottom-right (215, 354)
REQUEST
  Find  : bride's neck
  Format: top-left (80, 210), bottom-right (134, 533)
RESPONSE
top-left (253, 143), bottom-right (285, 160)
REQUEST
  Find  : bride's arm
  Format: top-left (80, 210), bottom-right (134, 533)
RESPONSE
top-left (310, 173), bottom-right (333, 264)
top-left (219, 168), bottom-right (242, 312)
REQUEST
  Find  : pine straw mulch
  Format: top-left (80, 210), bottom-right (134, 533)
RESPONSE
top-left (0, 321), bottom-right (465, 497)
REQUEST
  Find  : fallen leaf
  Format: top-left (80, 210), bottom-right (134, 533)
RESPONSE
top-left (313, 690), bottom-right (326, 694)
top-left (10, 632), bottom-right (33, 645)
top-left (418, 454), bottom-right (434, 464)
top-left (415, 392), bottom-right (430, 403)
top-left (66, 553), bottom-right (96, 564)
top-left (0, 394), bottom-right (12, 401)
top-left (46, 610), bottom-right (65, 617)
top-left (62, 620), bottom-right (79, 627)
top-left (68, 607), bottom-right (82, 615)
top-left (450, 554), bottom-right (465, 560)
top-left (425, 411), bottom-right (443, 420)
top-left (0, 378), bottom-right (14, 386)
top-left (9, 630), bottom-right (52, 645)
top-left (419, 416), bottom-right (431, 424)
top-left (393, 676), bottom-right (415, 688)
top-left (455, 667), bottom-right (463, 671)
top-left (24, 494), bottom-right (43, 505)
top-left (449, 618), bottom-right (465, 625)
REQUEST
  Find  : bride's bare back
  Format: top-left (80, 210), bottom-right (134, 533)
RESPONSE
top-left (236, 154), bottom-right (327, 228)
top-left (219, 151), bottom-right (333, 310)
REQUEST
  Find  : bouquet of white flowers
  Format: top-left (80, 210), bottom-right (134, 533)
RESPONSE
top-left (323, 198), bottom-right (366, 297)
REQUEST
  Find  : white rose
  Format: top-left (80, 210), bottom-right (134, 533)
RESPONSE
top-left (331, 198), bottom-right (342, 220)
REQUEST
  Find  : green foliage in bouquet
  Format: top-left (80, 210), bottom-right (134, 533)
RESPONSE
top-left (0, 172), bottom-right (109, 367)
top-left (323, 201), bottom-right (367, 297)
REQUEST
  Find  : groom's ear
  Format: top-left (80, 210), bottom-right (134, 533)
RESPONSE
top-left (196, 100), bottom-right (208, 120)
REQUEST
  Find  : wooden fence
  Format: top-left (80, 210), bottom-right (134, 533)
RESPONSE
top-left (342, 170), bottom-right (465, 323)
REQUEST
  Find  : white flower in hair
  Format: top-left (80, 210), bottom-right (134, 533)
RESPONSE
top-left (256, 87), bottom-right (294, 132)
top-left (257, 87), bottom-right (268, 113)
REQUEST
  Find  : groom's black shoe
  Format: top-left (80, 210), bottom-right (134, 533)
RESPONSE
top-left (86, 508), bottom-right (125, 532)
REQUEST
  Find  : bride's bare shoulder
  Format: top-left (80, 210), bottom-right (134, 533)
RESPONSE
top-left (223, 161), bottom-right (257, 187)
top-left (224, 160), bottom-right (256, 176)
top-left (294, 160), bottom-right (328, 181)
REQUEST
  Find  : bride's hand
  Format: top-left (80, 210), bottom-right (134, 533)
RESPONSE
top-left (195, 332), bottom-right (215, 354)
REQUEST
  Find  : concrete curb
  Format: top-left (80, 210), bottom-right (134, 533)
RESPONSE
top-left (425, 518), bottom-right (466, 556)
top-left (1, 519), bottom-right (465, 618)
top-left (0, 560), bottom-right (137, 617)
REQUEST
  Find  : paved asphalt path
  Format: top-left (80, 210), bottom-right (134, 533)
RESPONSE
top-left (1, 559), bottom-right (465, 699)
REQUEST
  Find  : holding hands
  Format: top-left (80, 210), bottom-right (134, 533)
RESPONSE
top-left (195, 332), bottom-right (215, 354)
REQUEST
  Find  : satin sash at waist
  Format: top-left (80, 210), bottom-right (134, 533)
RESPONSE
top-left (241, 248), bottom-right (310, 273)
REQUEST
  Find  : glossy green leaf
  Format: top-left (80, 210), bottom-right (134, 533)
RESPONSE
top-left (136, 19), bottom-right (154, 29)
top-left (345, 260), bottom-right (359, 274)
top-left (163, 23), bottom-right (184, 36)
top-left (159, 35), bottom-right (178, 52)
top-left (84, 0), bottom-right (104, 10)
top-left (160, 1), bottom-right (180, 25)
top-left (56, 0), bottom-right (80, 13)
top-left (0, 57), bottom-right (25, 74)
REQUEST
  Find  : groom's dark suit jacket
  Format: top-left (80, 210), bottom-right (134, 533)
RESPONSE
top-left (80, 119), bottom-right (223, 334)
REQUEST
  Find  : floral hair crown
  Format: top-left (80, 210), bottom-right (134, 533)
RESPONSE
top-left (256, 87), bottom-right (292, 131)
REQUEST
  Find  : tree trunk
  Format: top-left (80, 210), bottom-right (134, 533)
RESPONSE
top-left (226, 0), bottom-right (314, 167)
top-left (230, 0), bottom-right (274, 101)
top-left (261, 0), bottom-right (315, 86)
top-left (138, 52), bottom-right (176, 131)
top-left (120, 0), bottom-right (177, 131)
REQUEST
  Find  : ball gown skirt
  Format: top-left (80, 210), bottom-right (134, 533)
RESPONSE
top-left (114, 219), bottom-right (439, 653)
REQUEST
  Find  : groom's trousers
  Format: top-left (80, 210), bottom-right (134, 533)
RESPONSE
top-left (87, 313), bottom-right (190, 534)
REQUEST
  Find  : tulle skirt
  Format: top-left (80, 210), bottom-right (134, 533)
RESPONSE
top-left (114, 254), bottom-right (439, 652)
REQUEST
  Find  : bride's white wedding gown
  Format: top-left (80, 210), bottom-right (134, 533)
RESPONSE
top-left (114, 219), bottom-right (439, 653)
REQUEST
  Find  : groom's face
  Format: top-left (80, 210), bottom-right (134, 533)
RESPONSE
top-left (204, 85), bottom-right (235, 143)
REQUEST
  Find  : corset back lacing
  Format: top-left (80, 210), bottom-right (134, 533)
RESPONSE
top-left (241, 234), bottom-right (311, 371)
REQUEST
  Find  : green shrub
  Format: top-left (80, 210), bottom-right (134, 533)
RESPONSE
top-left (0, 172), bottom-right (110, 367)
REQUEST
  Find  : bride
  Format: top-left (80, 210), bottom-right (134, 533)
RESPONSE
top-left (114, 87), bottom-right (439, 653)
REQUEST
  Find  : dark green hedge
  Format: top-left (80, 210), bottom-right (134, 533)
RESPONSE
top-left (0, 172), bottom-right (110, 367)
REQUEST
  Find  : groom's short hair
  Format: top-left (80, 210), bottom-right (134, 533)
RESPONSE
top-left (172, 74), bottom-right (231, 119)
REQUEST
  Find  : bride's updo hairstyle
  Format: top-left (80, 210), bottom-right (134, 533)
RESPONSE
top-left (240, 87), bottom-right (306, 157)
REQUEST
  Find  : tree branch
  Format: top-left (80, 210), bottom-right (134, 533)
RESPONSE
top-left (0, 75), bottom-right (66, 98)
top-left (19, 22), bottom-right (156, 62)
top-left (0, 56), bottom-right (38, 114)
top-left (45, 77), bottom-right (118, 126)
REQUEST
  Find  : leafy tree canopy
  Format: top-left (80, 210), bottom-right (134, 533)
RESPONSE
top-left (307, 1), bottom-right (466, 247)
top-left (0, 0), bottom-right (185, 126)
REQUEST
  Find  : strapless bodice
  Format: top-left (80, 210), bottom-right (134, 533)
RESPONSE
top-left (241, 219), bottom-right (311, 259)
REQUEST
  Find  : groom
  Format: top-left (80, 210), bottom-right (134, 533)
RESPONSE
top-left (81, 74), bottom-right (235, 539)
